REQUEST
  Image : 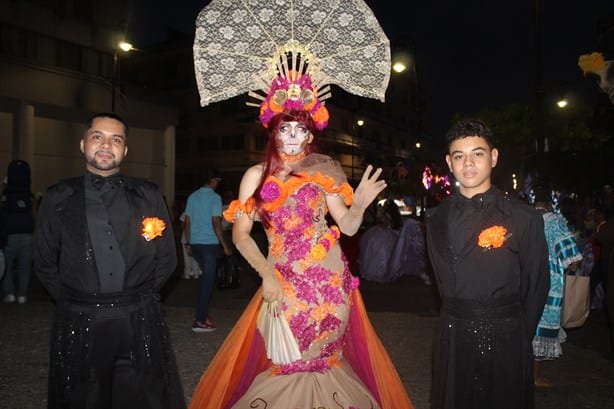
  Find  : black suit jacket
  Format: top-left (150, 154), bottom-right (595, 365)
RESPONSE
top-left (34, 175), bottom-right (177, 301)
top-left (425, 187), bottom-right (549, 338)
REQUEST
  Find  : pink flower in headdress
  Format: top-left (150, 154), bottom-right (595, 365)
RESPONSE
top-left (259, 73), bottom-right (328, 130)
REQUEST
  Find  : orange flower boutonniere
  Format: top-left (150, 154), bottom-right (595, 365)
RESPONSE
top-left (478, 225), bottom-right (511, 251)
top-left (142, 217), bottom-right (166, 241)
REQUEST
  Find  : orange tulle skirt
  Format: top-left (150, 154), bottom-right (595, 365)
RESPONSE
top-left (188, 287), bottom-right (414, 409)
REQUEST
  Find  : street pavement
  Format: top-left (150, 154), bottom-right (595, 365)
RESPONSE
top-left (1, 263), bottom-right (613, 408)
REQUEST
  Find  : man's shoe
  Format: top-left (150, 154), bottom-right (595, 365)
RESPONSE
top-left (17, 296), bottom-right (26, 304)
top-left (3, 294), bottom-right (15, 303)
top-left (192, 319), bottom-right (216, 333)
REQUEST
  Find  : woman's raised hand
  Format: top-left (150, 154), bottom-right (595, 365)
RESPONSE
top-left (352, 165), bottom-right (387, 211)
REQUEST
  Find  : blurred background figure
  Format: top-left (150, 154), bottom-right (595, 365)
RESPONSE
top-left (389, 210), bottom-right (430, 285)
top-left (1, 159), bottom-right (35, 304)
top-left (531, 186), bottom-right (583, 387)
top-left (179, 210), bottom-right (202, 279)
top-left (358, 198), bottom-right (430, 285)
top-left (358, 198), bottom-right (402, 283)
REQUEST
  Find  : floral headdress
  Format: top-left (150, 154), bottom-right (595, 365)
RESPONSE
top-left (247, 41), bottom-right (331, 130)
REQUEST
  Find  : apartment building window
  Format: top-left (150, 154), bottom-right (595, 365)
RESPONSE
top-left (81, 47), bottom-right (101, 76)
top-left (57, 40), bottom-right (81, 71)
top-left (254, 132), bottom-right (267, 151)
top-left (73, 0), bottom-right (93, 20)
top-left (38, 36), bottom-right (56, 66)
top-left (220, 134), bottom-right (245, 150)
top-left (198, 135), bottom-right (217, 152)
top-left (0, 25), bottom-right (36, 59)
top-left (176, 134), bottom-right (189, 153)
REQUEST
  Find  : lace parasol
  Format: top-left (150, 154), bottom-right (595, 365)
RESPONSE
top-left (193, 0), bottom-right (391, 107)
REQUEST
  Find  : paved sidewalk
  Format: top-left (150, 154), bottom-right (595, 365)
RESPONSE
top-left (1, 271), bottom-right (613, 408)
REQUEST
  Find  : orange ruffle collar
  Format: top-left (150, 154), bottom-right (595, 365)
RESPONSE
top-left (223, 172), bottom-right (353, 222)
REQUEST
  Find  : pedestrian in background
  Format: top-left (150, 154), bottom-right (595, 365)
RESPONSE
top-left (184, 168), bottom-right (232, 332)
top-left (358, 198), bottom-right (402, 283)
top-left (530, 186), bottom-right (583, 387)
top-left (34, 112), bottom-right (185, 408)
top-left (425, 119), bottom-right (550, 409)
top-left (1, 159), bottom-right (35, 304)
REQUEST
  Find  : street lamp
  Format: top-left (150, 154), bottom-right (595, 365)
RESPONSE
top-left (352, 119), bottom-right (364, 180)
top-left (391, 45), bottom-right (420, 145)
top-left (392, 61), bottom-right (407, 73)
top-left (111, 41), bottom-right (135, 112)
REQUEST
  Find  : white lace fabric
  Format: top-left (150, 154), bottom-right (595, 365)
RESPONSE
top-left (193, 0), bottom-right (391, 106)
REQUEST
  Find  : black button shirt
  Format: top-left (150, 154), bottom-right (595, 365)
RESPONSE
top-left (85, 172), bottom-right (126, 293)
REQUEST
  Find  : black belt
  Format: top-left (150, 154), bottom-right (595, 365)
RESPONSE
top-left (60, 286), bottom-right (159, 316)
top-left (441, 296), bottom-right (521, 319)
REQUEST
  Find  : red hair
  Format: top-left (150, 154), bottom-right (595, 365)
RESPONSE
top-left (255, 110), bottom-right (320, 224)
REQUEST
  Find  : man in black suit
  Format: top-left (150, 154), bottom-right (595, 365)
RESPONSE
top-left (34, 112), bottom-right (185, 409)
top-left (425, 119), bottom-right (549, 409)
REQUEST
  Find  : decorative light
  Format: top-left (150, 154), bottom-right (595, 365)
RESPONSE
top-left (356, 119), bottom-right (364, 127)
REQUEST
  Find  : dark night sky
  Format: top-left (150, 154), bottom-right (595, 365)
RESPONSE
top-left (126, 0), bottom-right (614, 141)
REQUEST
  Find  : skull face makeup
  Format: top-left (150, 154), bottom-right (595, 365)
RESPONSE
top-left (276, 121), bottom-right (312, 155)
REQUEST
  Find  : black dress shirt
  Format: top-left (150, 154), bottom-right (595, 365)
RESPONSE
top-left (85, 172), bottom-right (127, 293)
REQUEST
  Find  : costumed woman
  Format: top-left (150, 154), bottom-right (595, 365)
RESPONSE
top-left (189, 0), bottom-right (413, 406)
top-left (189, 84), bottom-right (414, 408)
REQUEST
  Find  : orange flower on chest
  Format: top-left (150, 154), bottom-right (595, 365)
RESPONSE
top-left (478, 225), bottom-right (510, 250)
top-left (141, 217), bottom-right (166, 241)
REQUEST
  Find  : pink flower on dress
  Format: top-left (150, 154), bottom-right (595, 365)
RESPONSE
top-left (260, 180), bottom-right (282, 203)
top-left (321, 284), bottom-right (344, 304)
top-left (320, 314), bottom-right (342, 332)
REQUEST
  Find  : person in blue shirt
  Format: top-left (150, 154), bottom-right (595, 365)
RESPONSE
top-left (184, 168), bottom-right (232, 332)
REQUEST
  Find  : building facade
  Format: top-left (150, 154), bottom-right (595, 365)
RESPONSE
top-left (0, 0), bottom-right (178, 203)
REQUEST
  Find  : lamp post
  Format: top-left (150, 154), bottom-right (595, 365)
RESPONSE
top-left (352, 119), bottom-right (364, 181)
top-left (111, 41), bottom-right (134, 112)
top-left (392, 44), bottom-right (420, 146)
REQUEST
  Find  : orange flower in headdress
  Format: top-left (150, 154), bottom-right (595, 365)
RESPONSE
top-left (141, 217), bottom-right (166, 241)
top-left (578, 52), bottom-right (605, 75)
top-left (478, 225), bottom-right (510, 250)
